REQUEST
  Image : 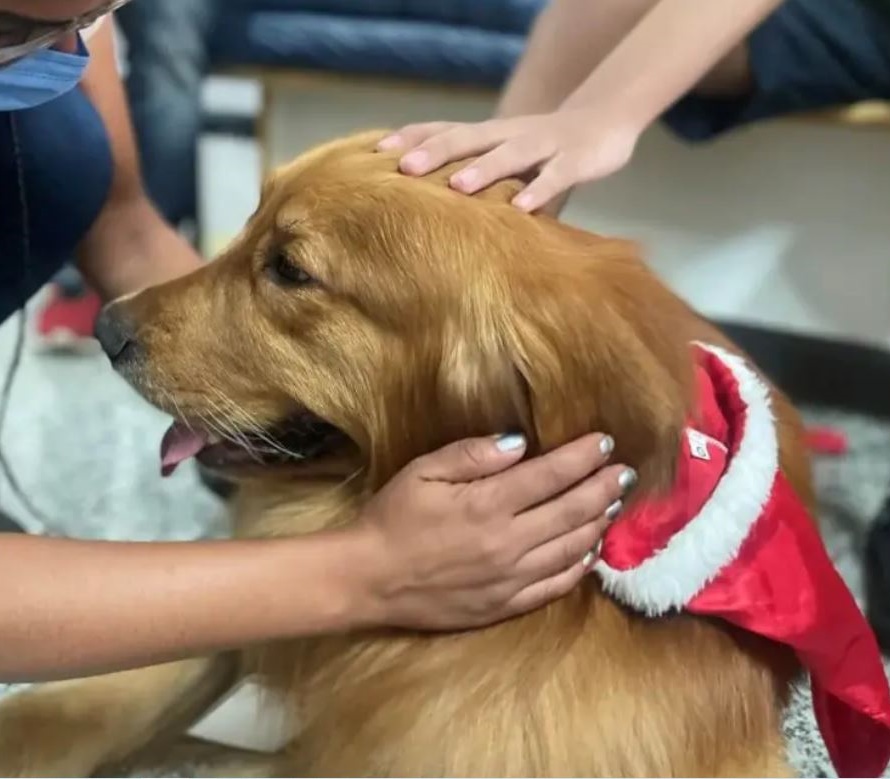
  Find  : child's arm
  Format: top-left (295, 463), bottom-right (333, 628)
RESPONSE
top-left (380, 0), bottom-right (784, 212)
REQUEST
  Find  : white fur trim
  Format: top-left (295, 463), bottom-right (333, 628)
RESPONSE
top-left (592, 342), bottom-right (778, 616)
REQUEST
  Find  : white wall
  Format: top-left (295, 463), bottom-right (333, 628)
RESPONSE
top-left (205, 76), bottom-right (890, 350)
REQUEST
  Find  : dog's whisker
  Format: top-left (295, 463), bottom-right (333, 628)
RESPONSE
top-left (207, 387), bottom-right (306, 462)
top-left (202, 390), bottom-right (289, 465)
top-left (206, 399), bottom-right (261, 460)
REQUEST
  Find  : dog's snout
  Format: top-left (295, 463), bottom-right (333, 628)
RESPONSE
top-left (94, 306), bottom-right (139, 364)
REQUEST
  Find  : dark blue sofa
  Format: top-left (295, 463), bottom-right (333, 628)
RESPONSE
top-left (211, 0), bottom-right (545, 87)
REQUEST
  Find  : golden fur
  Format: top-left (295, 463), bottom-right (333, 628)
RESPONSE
top-left (0, 131), bottom-right (814, 777)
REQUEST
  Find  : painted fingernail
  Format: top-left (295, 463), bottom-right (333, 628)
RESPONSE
top-left (401, 150), bottom-right (429, 174)
top-left (451, 168), bottom-right (478, 191)
top-left (605, 499), bottom-right (623, 521)
top-left (496, 433), bottom-right (527, 452)
top-left (377, 135), bottom-right (402, 150)
top-left (599, 435), bottom-right (615, 456)
top-left (618, 468), bottom-right (638, 492)
top-left (583, 539), bottom-right (603, 571)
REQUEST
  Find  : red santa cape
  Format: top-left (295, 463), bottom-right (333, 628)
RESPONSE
top-left (593, 342), bottom-right (890, 778)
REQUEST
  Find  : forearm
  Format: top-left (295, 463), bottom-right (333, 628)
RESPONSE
top-left (76, 198), bottom-right (203, 300)
top-left (0, 530), bottom-right (370, 683)
top-left (75, 20), bottom-right (203, 301)
top-left (497, 0), bottom-right (634, 118)
top-left (561, 0), bottom-right (783, 129)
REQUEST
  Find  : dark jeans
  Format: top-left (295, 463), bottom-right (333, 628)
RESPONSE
top-left (52, 0), bottom-right (217, 295)
top-left (116, 0), bottom-right (218, 227)
top-left (665, 0), bottom-right (890, 141)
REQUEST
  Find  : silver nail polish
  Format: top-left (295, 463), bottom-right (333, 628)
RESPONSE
top-left (618, 468), bottom-right (638, 492)
top-left (582, 551), bottom-right (596, 568)
top-left (599, 435), bottom-right (615, 456)
top-left (605, 499), bottom-right (623, 521)
top-left (496, 433), bottom-right (526, 452)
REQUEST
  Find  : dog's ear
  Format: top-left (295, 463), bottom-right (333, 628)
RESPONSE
top-left (434, 320), bottom-right (535, 444)
top-left (496, 226), bottom-right (695, 489)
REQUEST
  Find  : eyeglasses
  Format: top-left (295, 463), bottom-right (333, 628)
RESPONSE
top-left (0, 0), bottom-right (131, 66)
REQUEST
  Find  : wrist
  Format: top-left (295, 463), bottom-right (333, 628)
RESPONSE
top-left (563, 98), bottom-right (648, 142)
top-left (308, 524), bottom-right (392, 633)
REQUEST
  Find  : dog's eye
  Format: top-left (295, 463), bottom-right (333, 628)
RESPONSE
top-left (267, 251), bottom-right (315, 287)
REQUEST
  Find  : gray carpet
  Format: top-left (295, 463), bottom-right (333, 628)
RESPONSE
top-left (1, 304), bottom-right (889, 777)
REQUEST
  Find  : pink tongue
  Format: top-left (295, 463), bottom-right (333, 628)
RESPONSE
top-left (160, 422), bottom-right (209, 477)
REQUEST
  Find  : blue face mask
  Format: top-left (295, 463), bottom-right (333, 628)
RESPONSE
top-left (0, 35), bottom-right (89, 113)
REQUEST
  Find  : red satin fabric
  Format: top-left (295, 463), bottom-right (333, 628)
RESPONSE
top-left (599, 347), bottom-right (890, 777)
top-left (689, 471), bottom-right (890, 777)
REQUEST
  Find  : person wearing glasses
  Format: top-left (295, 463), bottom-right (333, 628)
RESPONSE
top-left (0, 0), bottom-right (630, 682)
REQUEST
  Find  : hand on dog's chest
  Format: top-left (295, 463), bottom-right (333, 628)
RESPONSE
top-left (187, 677), bottom-right (295, 753)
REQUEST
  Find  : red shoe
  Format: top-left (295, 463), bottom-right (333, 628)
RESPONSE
top-left (35, 285), bottom-right (103, 353)
top-left (804, 425), bottom-right (849, 456)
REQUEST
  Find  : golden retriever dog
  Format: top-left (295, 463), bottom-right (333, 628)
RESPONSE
top-left (0, 130), bottom-right (816, 777)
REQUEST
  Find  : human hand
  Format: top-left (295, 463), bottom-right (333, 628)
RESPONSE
top-left (377, 110), bottom-right (640, 213)
top-left (353, 432), bottom-right (636, 631)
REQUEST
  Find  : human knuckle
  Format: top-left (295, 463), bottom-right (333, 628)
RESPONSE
top-left (475, 587), bottom-right (506, 617)
top-left (463, 485), bottom-right (492, 520)
top-left (567, 483), bottom-right (609, 523)
top-left (492, 137), bottom-right (529, 161)
top-left (568, 444), bottom-right (601, 475)
top-left (586, 518), bottom-right (608, 544)
top-left (573, 151), bottom-right (604, 179)
top-left (563, 498), bottom-right (591, 529)
top-left (432, 127), bottom-right (471, 155)
top-left (400, 122), bottom-right (435, 141)
top-left (531, 459), bottom-right (563, 494)
top-left (478, 534), bottom-right (509, 567)
top-left (553, 151), bottom-right (584, 176)
top-left (457, 439), bottom-right (486, 469)
top-left (562, 537), bottom-right (583, 570)
top-left (477, 118), bottom-right (504, 138)
top-left (475, 148), bottom-right (511, 174)
top-left (401, 456), bottom-right (426, 481)
top-left (562, 569), bottom-right (583, 595)
top-left (514, 134), bottom-right (550, 159)
top-left (537, 579), bottom-right (560, 606)
top-left (536, 157), bottom-right (565, 179)
top-left (429, 121), bottom-right (455, 133)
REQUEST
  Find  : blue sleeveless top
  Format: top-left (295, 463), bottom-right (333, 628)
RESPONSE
top-left (0, 86), bottom-right (113, 322)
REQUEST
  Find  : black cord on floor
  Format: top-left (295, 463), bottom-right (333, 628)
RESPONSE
top-left (0, 115), bottom-right (60, 535)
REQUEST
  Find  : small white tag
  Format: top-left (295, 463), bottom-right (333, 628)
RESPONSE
top-left (687, 429), bottom-right (711, 461)
top-left (187, 676), bottom-right (296, 753)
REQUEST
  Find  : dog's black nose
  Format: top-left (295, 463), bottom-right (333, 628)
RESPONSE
top-left (94, 306), bottom-right (138, 364)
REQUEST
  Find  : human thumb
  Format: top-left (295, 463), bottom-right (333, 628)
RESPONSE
top-left (416, 434), bottom-right (527, 482)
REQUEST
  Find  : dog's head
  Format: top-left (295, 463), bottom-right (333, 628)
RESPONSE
top-left (97, 131), bottom-right (694, 490)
